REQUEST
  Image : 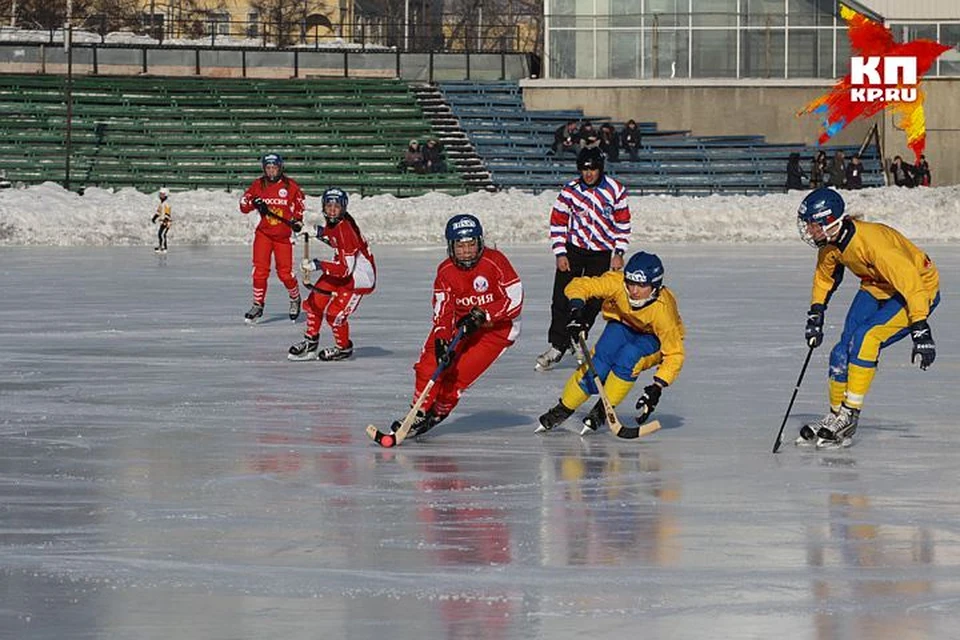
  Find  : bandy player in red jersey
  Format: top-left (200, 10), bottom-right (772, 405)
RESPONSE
top-left (391, 214), bottom-right (523, 439)
top-left (238, 153), bottom-right (305, 324)
top-left (288, 187), bottom-right (377, 362)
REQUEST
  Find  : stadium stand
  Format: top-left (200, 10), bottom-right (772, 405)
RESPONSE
top-left (0, 74), bottom-right (468, 196)
top-left (437, 81), bottom-right (884, 195)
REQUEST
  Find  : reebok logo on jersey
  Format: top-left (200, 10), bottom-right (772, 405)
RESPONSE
top-left (473, 276), bottom-right (489, 293)
top-left (457, 293), bottom-right (495, 307)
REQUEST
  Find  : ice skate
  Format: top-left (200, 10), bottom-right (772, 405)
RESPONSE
top-left (815, 404), bottom-right (859, 449)
top-left (288, 296), bottom-right (301, 321)
top-left (244, 302), bottom-right (264, 324)
top-left (580, 400), bottom-right (605, 436)
top-left (390, 409), bottom-right (442, 439)
top-left (318, 341), bottom-right (353, 362)
top-left (287, 336), bottom-right (319, 361)
top-left (535, 346), bottom-right (565, 372)
top-left (536, 400), bottom-right (574, 433)
top-left (796, 410), bottom-right (837, 446)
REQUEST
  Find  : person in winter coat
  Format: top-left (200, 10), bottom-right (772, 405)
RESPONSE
top-left (786, 152), bottom-right (808, 191)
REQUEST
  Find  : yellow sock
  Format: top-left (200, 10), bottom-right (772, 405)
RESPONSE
top-left (844, 363), bottom-right (876, 409)
top-left (560, 371), bottom-right (590, 410)
top-left (604, 373), bottom-right (635, 407)
top-left (829, 379), bottom-right (846, 411)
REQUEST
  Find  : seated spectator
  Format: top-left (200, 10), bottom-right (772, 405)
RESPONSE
top-left (827, 150), bottom-right (846, 188)
top-left (810, 150), bottom-right (827, 188)
top-left (890, 155), bottom-right (916, 187)
top-left (599, 123), bottom-right (619, 163)
top-left (845, 154), bottom-right (863, 190)
top-left (400, 139), bottom-right (426, 173)
top-left (620, 119), bottom-right (641, 162)
top-left (785, 152), bottom-right (807, 191)
top-left (914, 154), bottom-right (931, 186)
top-left (422, 139), bottom-right (447, 174)
top-left (578, 121), bottom-right (600, 150)
top-left (551, 120), bottom-right (580, 156)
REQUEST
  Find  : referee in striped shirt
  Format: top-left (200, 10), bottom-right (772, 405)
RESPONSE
top-left (535, 146), bottom-right (632, 372)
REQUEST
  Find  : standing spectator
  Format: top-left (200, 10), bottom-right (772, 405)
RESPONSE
top-left (290, 188), bottom-right (377, 362)
top-left (238, 152), bottom-right (305, 324)
top-left (785, 152), bottom-right (807, 191)
top-left (914, 155), bottom-right (932, 186)
top-left (810, 150), bottom-right (828, 188)
top-left (578, 121), bottom-right (601, 150)
top-left (599, 123), bottom-right (620, 163)
top-left (422, 138), bottom-right (447, 174)
top-left (535, 146), bottom-right (631, 372)
top-left (151, 187), bottom-right (172, 253)
top-left (620, 119), bottom-right (642, 162)
top-left (845, 154), bottom-right (864, 190)
top-left (827, 150), bottom-right (846, 188)
top-left (890, 155), bottom-right (916, 187)
top-left (401, 140), bottom-right (426, 173)
top-left (551, 120), bottom-right (580, 156)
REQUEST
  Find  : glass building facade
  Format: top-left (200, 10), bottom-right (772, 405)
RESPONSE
top-left (545, 0), bottom-right (960, 79)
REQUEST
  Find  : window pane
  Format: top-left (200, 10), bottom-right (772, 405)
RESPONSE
top-left (692, 0), bottom-right (737, 27)
top-left (743, 0), bottom-right (785, 27)
top-left (610, 32), bottom-right (641, 78)
top-left (787, 28), bottom-right (833, 78)
top-left (549, 30), bottom-right (579, 78)
top-left (788, 0), bottom-right (835, 27)
top-left (646, 0), bottom-right (689, 28)
top-left (692, 29), bottom-right (737, 77)
top-left (941, 24), bottom-right (960, 76)
top-left (835, 27), bottom-right (850, 78)
top-left (553, 0), bottom-right (576, 15)
top-left (741, 28), bottom-right (785, 77)
top-left (644, 27), bottom-right (689, 78)
top-left (611, 0), bottom-right (642, 27)
top-left (890, 23), bottom-right (938, 43)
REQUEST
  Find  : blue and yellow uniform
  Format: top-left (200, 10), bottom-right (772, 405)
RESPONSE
top-left (814, 219), bottom-right (940, 410)
top-left (558, 270), bottom-right (685, 411)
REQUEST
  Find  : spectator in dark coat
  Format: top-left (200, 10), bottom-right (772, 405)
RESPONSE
top-left (401, 140), bottom-right (426, 173)
top-left (422, 138), bottom-right (447, 174)
top-left (845, 154), bottom-right (863, 189)
top-left (890, 155), bottom-right (916, 187)
top-left (810, 150), bottom-right (828, 188)
top-left (599, 123), bottom-right (620, 163)
top-left (578, 121), bottom-right (600, 150)
top-left (551, 120), bottom-right (580, 156)
top-left (620, 119), bottom-right (642, 162)
top-left (785, 152), bottom-right (807, 191)
top-left (914, 155), bottom-right (931, 186)
top-left (827, 150), bottom-right (846, 188)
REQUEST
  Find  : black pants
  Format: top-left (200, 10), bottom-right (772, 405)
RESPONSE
top-left (157, 222), bottom-right (169, 250)
top-left (548, 244), bottom-right (613, 351)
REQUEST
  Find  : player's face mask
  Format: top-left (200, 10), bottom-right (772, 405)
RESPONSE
top-left (453, 239), bottom-right (479, 266)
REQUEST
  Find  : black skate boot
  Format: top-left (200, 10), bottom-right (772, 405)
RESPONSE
top-left (815, 404), bottom-right (859, 449)
top-left (535, 400), bottom-right (575, 433)
top-left (580, 400), bottom-right (606, 436)
top-left (289, 296), bottom-right (301, 321)
top-left (318, 341), bottom-right (353, 362)
top-left (390, 409), bottom-right (430, 437)
top-left (796, 409), bottom-right (837, 446)
top-left (410, 410), bottom-right (447, 438)
top-left (244, 302), bottom-right (264, 324)
top-left (287, 335), bottom-right (319, 361)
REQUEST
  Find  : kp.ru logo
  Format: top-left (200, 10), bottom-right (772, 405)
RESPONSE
top-left (850, 56), bottom-right (917, 103)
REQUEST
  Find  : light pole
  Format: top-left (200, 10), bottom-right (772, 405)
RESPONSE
top-left (64, 0), bottom-right (74, 191)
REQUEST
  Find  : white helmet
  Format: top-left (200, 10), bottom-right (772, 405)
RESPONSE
top-left (159, 187), bottom-right (169, 198)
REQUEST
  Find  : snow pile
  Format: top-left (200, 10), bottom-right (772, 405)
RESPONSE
top-left (1, 182), bottom-right (958, 247)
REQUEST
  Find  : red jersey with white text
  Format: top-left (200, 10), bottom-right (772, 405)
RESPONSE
top-left (316, 213), bottom-right (377, 295)
top-left (431, 248), bottom-right (523, 343)
top-left (239, 176), bottom-right (305, 241)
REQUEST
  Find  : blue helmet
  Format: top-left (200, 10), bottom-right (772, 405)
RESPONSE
top-left (321, 187), bottom-right (348, 222)
top-left (623, 251), bottom-right (664, 309)
top-left (797, 187), bottom-right (846, 247)
top-left (261, 152), bottom-right (284, 171)
top-left (445, 214), bottom-right (484, 269)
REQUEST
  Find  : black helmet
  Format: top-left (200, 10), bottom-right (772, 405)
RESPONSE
top-left (577, 147), bottom-right (605, 172)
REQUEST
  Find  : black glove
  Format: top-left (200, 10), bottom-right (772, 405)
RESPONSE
top-left (456, 307), bottom-right (487, 336)
top-left (805, 303), bottom-right (826, 348)
top-left (635, 382), bottom-right (663, 425)
top-left (252, 197), bottom-right (270, 216)
top-left (910, 320), bottom-right (935, 370)
top-left (566, 300), bottom-right (587, 343)
top-left (291, 219), bottom-right (303, 233)
top-left (151, 214), bottom-right (159, 223)
top-left (435, 338), bottom-right (452, 368)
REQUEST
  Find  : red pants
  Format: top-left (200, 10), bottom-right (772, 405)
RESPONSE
top-left (303, 289), bottom-right (365, 348)
top-left (251, 231), bottom-right (299, 304)
top-left (413, 326), bottom-right (514, 416)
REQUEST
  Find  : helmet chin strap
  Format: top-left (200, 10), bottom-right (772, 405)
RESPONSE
top-left (626, 287), bottom-right (658, 310)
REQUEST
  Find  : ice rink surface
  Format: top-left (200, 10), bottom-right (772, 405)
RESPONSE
top-left (2, 244), bottom-right (958, 640)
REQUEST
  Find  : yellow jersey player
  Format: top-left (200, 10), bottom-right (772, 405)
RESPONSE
top-left (151, 187), bottom-right (172, 253)
top-left (537, 251), bottom-right (685, 435)
top-left (796, 188), bottom-right (939, 448)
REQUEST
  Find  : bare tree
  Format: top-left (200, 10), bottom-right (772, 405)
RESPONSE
top-left (248, 0), bottom-right (329, 46)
